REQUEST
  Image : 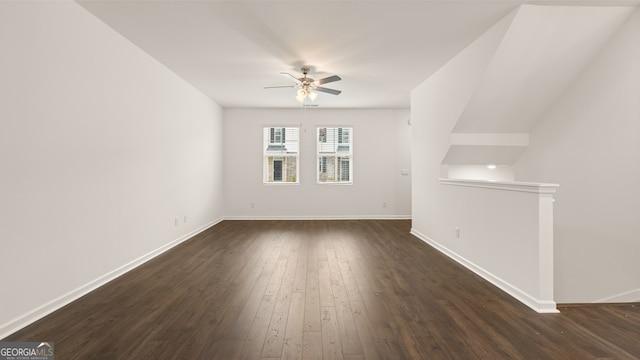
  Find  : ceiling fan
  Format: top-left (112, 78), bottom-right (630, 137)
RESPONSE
top-left (265, 67), bottom-right (341, 103)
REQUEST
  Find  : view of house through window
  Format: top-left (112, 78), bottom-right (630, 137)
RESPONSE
top-left (263, 127), bottom-right (299, 183)
top-left (317, 127), bottom-right (353, 184)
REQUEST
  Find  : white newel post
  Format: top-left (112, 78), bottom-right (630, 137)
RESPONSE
top-left (538, 190), bottom-right (557, 312)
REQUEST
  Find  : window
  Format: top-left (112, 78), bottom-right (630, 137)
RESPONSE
top-left (263, 127), bottom-right (299, 184)
top-left (318, 128), bottom-right (327, 143)
top-left (317, 127), bottom-right (353, 184)
top-left (270, 127), bottom-right (285, 144)
top-left (319, 156), bottom-right (327, 173)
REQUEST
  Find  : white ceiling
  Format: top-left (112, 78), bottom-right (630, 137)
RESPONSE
top-left (77, 0), bottom-right (640, 109)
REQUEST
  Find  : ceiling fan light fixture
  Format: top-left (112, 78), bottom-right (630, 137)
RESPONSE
top-left (267, 67), bottom-right (342, 104)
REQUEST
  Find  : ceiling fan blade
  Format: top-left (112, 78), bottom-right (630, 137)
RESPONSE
top-left (280, 72), bottom-right (301, 83)
top-left (264, 85), bottom-right (295, 89)
top-left (315, 86), bottom-right (341, 95)
top-left (316, 75), bottom-right (341, 85)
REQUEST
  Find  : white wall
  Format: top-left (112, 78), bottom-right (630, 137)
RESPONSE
top-left (0, 1), bottom-right (224, 337)
top-left (514, 9), bottom-right (640, 303)
top-left (411, 9), bottom-right (514, 242)
top-left (223, 108), bottom-right (411, 219)
top-left (446, 165), bottom-right (515, 182)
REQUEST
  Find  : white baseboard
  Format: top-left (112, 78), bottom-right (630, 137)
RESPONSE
top-left (0, 217), bottom-right (223, 340)
top-left (596, 288), bottom-right (640, 303)
top-left (223, 215), bottom-right (412, 220)
top-left (410, 228), bottom-right (559, 314)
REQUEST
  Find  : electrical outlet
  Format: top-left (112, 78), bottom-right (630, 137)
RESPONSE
top-left (184, 214), bottom-right (188, 223)
top-left (455, 227), bottom-right (461, 238)
top-left (175, 218), bottom-right (179, 227)
top-left (250, 202), bottom-right (255, 209)
top-left (382, 202), bottom-right (387, 208)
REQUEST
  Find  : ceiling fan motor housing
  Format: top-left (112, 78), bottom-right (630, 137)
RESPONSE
top-left (298, 67), bottom-right (316, 87)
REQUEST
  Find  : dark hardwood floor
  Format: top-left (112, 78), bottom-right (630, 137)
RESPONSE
top-left (5, 220), bottom-right (639, 359)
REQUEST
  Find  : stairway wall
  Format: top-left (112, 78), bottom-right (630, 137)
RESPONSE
top-left (514, 8), bottom-right (640, 303)
top-left (412, 4), bottom-right (639, 305)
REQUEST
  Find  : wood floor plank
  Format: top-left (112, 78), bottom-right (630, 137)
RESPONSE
top-left (282, 292), bottom-right (305, 360)
top-left (351, 272), bottom-right (395, 341)
top-left (318, 260), bottom-right (334, 308)
top-left (326, 246), bottom-right (364, 356)
top-left (332, 236), bottom-right (363, 303)
top-left (350, 301), bottom-right (390, 360)
top-left (240, 293), bottom-right (279, 359)
top-left (292, 235), bottom-right (308, 293)
top-left (4, 220), bottom-right (639, 360)
top-left (261, 273), bottom-right (294, 357)
top-left (304, 241), bottom-right (322, 333)
top-left (559, 303), bottom-right (640, 358)
top-left (320, 306), bottom-right (344, 360)
top-left (230, 272), bottom-right (274, 340)
top-left (302, 331), bottom-right (322, 360)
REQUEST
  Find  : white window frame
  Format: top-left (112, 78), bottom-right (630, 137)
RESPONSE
top-left (316, 127), bottom-right (353, 185)
top-left (263, 127), bottom-right (299, 185)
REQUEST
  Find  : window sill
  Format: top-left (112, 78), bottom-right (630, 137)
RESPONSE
top-left (263, 182), bottom-right (300, 186)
